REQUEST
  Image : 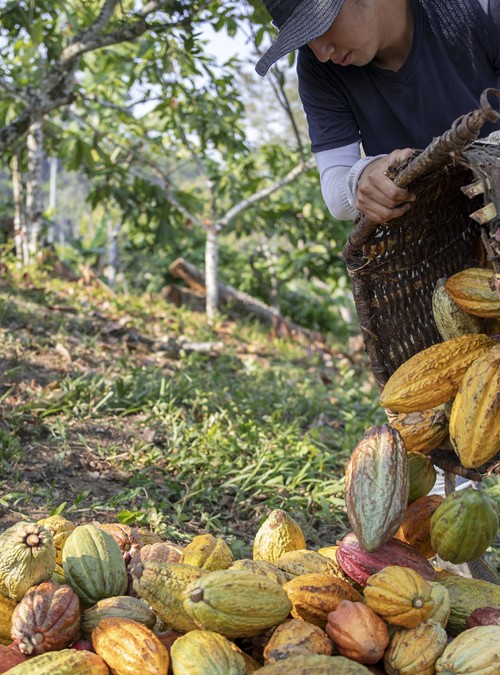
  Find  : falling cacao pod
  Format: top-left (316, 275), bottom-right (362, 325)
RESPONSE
top-left (430, 488), bottom-right (498, 564)
top-left (326, 600), bottom-right (389, 665)
top-left (379, 333), bottom-right (496, 412)
top-left (345, 424), bottom-right (409, 552)
top-left (449, 344), bottom-right (500, 468)
top-left (445, 267), bottom-right (500, 318)
top-left (253, 510), bottom-right (306, 563)
top-left (364, 566), bottom-right (434, 629)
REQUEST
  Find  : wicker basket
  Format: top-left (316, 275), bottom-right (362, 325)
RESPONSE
top-left (342, 88), bottom-right (500, 484)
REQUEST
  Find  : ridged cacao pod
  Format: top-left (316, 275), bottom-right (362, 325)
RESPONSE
top-left (283, 572), bottom-right (363, 628)
top-left (395, 495), bottom-right (444, 558)
top-left (92, 523), bottom-right (143, 564)
top-left (445, 267), bottom-right (500, 318)
top-left (336, 533), bottom-right (436, 587)
top-left (62, 524), bottom-right (128, 607)
top-left (0, 595), bottom-right (16, 645)
top-left (256, 654), bottom-right (372, 673)
top-left (449, 345), bottom-right (500, 468)
top-left (379, 334), bottom-right (496, 412)
top-left (467, 607), bottom-right (500, 628)
top-left (430, 488), bottom-right (498, 564)
top-left (253, 509), bottom-right (306, 563)
top-left (170, 629), bottom-right (246, 674)
top-left (264, 618), bottom-right (333, 663)
top-left (183, 569), bottom-right (292, 638)
top-left (11, 581), bottom-right (80, 655)
top-left (326, 600), bottom-right (388, 665)
top-left (435, 625), bottom-right (500, 673)
top-left (432, 277), bottom-right (484, 339)
top-left (383, 619), bottom-right (447, 675)
top-left (438, 576), bottom-right (500, 636)
top-left (37, 515), bottom-right (76, 567)
top-left (0, 522), bottom-right (56, 602)
top-left (364, 566), bottom-right (434, 629)
top-left (128, 542), bottom-right (182, 581)
top-left (388, 406), bottom-right (449, 454)
top-left (345, 425), bottom-right (409, 552)
top-left (5, 648), bottom-right (109, 674)
top-left (92, 617), bottom-right (169, 675)
top-left (273, 549), bottom-right (345, 579)
top-left (180, 533), bottom-right (233, 571)
top-left (427, 582), bottom-right (451, 628)
top-left (81, 595), bottom-right (156, 637)
top-left (407, 452), bottom-right (436, 504)
top-left (0, 644), bottom-right (27, 673)
top-left (229, 559), bottom-right (291, 585)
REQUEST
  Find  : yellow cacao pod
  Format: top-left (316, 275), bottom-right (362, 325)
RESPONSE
top-left (380, 334), bottom-right (496, 413)
top-left (383, 619), bottom-right (447, 675)
top-left (432, 277), bottom-right (484, 339)
top-left (263, 618), bottom-right (333, 664)
top-left (388, 407), bottom-right (448, 454)
top-left (180, 534), bottom-right (233, 571)
top-left (273, 549), bottom-right (344, 579)
top-left (427, 582), bottom-right (451, 628)
top-left (435, 625), bottom-right (500, 673)
top-left (445, 267), bottom-right (500, 318)
top-left (229, 559), bottom-right (292, 585)
top-left (256, 654), bottom-right (372, 673)
top-left (253, 510), bottom-right (306, 563)
top-left (6, 648), bottom-right (109, 674)
top-left (37, 515), bottom-right (76, 567)
top-left (449, 344), bottom-right (500, 468)
top-left (0, 594), bottom-right (17, 645)
top-left (169, 629), bottom-right (246, 674)
top-left (364, 566), bottom-right (434, 629)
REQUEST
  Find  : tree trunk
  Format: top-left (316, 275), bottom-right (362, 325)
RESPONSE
top-left (25, 118), bottom-right (44, 262)
top-left (205, 226), bottom-right (219, 322)
top-left (11, 148), bottom-right (28, 265)
top-left (105, 218), bottom-right (120, 290)
top-left (47, 156), bottom-right (57, 244)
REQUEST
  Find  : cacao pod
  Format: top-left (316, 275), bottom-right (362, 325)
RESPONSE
top-left (379, 333), bottom-right (496, 412)
top-left (432, 277), bottom-right (484, 339)
top-left (0, 522), bottom-right (56, 601)
top-left (336, 533), bottom-right (436, 587)
top-left (273, 549), bottom-right (345, 579)
top-left (37, 515), bottom-right (76, 567)
top-left (183, 569), bottom-right (292, 638)
top-left (449, 344), bottom-right (500, 468)
top-left (435, 625), bottom-right (500, 673)
top-left (407, 452), bottom-right (436, 504)
top-left (394, 495), bottom-right (444, 558)
top-left (427, 582), bottom-right (451, 628)
top-left (383, 619), bottom-right (447, 675)
top-left (11, 581), bottom-right (80, 655)
top-left (256, 654), bottom-right (372, 673)
top-left (445, 267), bottom-right (500, 318)
top-left (0, 595), bottom-right (16, 646)
top-left (92, 617), bottom-right (169, 675)
top-left (283, 572), bottom-right (363, 628)
top-left (170, 629), bottom-right (246, 674)
top-left (253, 509), bottom-right (306, 563)
top-left (430, 488), bottom-right (498, 564)
top-left (81, 595), bottom-right (156, 637)
top-left (388, 406), bottom-right (448, 454)
top-left (364, 566), bottom-right (434, 628)
top-left (438, 575), bottom-right (500, 635)
top-left (5, 648), bottom-right (109, 674)
top-left (345, 424), bottom-right (409, 552)
top-left (467, 607), bottom-right (500, 628)
top-left (264, 618), bottom-right (333, 664)
top-left (92, 523), bottom-right (143, 564)
top-left (62, 524), bottom-right (128, 607)
top-left (326, 599), bottom-right (389, 665)
top-left (229, 559), bottom-right (291, 585)
top-left (0, 644), bottom-right (27, 673)
top-left (180, 533), bottom-right (233, 571)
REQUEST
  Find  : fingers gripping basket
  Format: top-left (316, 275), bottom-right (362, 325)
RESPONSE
top-left (342, 88), bottom-right (500, 483)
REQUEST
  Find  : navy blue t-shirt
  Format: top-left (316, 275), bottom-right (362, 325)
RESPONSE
top-left (297, 0), bottom-right (500, 155)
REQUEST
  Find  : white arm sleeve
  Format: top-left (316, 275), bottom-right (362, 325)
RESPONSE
top-left (315, 144), bottom-right (387, 221)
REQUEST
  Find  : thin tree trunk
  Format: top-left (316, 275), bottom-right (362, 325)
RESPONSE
top-left (205, 226), bottom-right (218, 322)
top-left (106, 218), bottom-right (120, 290)
top-left (47, 156), bottom-right (57, 244)
top-left (25, 118), bottom-right (44, 262)
top-left (11, 148), bottom-right (28, 265)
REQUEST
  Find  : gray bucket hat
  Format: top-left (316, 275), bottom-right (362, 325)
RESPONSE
top-left (256, 0), bottom-right (346, 76)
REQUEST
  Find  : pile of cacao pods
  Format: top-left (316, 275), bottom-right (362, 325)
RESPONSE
top-left (0, 501), bottom-right (499, 674)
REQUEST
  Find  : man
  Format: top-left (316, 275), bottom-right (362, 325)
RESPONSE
top-left (255, 0), bottom-right (500, 223)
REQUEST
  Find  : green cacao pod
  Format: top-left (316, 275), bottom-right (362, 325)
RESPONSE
top-left (229, 559), bottom-right (291, 586)
top-left (0, 522), bottom-right (56, 601)
top-left (81, 595), bottom-right (156, 637)
top-left (170, 629), bottom-right (246, 675)
top-left (432, 277), bottom-right (484, 340)
top-left (62, 524), bottom-right (127, 607)
top-left (435, 625), bottom-right (500, 673)
top-left (183, 569), bottom-right (292, 638)
top-left (345, 424), bottom-right (409, 552)
top-left (6, 648), bottom-right (109, 674)
top-left (438, 576), bottom-right (500, 636)
top-left (407, 452), bottom-right (436, 504)
top-left (256, 654), bottom-right (371, 673)
top-left (430, 488), bottom-right (498, 564)
top-left (132, 560), bottom-right (208, 633)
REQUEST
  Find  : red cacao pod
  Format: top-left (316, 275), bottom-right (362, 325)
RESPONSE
top-left (0, 644), bottom-right (27, 674)
top-left (466, 607), bottom-right (500, 628)
top-left (336, 532), bottom-right (436, 587)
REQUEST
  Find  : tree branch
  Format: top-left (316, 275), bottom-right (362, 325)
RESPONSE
top-left (0, 77), bottom-right (31, 104)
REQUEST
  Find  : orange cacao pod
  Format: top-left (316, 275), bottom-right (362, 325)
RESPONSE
top-left (445, 267), bottom-right (500, 318)
top-left (326, 600), bottom-right (389, 664)
top-left (394, 495), bottom-right (444, 558)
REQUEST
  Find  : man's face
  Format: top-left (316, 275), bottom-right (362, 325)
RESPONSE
top-left (307, 0), bottom-right (378, 67)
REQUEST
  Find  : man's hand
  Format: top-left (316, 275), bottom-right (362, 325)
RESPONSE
top-left (356, 148), bottom-right (416, 222)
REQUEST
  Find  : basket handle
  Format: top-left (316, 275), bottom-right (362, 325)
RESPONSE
top-left (344, 88), bottom-right (500, 255)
